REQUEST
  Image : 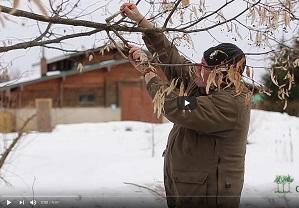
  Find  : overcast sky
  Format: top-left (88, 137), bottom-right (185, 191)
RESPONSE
top-left (0, 0), bottom-right (296, 83)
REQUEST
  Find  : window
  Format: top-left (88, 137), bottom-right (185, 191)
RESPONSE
top-left (79, 94), bottom-right (96, 105)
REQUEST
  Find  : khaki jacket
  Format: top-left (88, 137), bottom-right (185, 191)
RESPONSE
top-left (143, 31), bottom-right (251, 208)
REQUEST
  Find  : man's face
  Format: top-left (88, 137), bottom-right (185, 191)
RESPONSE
top-left (194, 58), bottom-right (211, 88)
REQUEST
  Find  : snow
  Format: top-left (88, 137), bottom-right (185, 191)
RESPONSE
top-left (0, 74), bottom-right (41, 88)
top-left (46, 71), bottom-right (61, 76)
top-left (0, 110), bottom-right (299, 207)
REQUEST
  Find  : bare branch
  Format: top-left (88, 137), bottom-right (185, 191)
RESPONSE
top-left (180, 0), bottom-right (236, 30)
top-left (106, 31), bottom-right (128, 59)
top-left (0, 114), bottom-right (36, 170)
top-left (0, 29), bottom-right (100, 53)
top-left (163, 0), bottom-right (182, 28)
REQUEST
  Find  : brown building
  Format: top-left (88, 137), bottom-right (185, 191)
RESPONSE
top-left (0, 46), bottom-right (164, 132)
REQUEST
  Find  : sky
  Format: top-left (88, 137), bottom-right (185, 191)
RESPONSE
top-left (0, 0), bottom-right (297, 83)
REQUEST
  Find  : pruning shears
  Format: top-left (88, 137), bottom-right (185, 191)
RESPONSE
top-left (105, 4), bottom-right (134, 23)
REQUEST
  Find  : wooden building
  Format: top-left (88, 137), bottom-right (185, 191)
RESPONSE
top-left (0, 46), bottom-right (164, 132)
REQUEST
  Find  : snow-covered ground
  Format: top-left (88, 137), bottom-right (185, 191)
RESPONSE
top-left (0, 110), bottom-right (299, 207)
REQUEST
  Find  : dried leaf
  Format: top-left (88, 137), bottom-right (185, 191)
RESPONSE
top-left (164, 78), bottom-right (177, 95)
top-left (205, 71), bottom-right (216, 95)
top-left (270, 69), bottom-right (279, 87)
top-left (13, 0), bottom-right (20, 8)
top-left (283, 99), bottom-right (288, 110)
top-left (217, 73), bottom-right (224, 91)
top-left (88, 54), bottom-right (94, 62)
top-left (192, 5), bottom-right (198, 18)
top-left (236, 57), bottom-right (245, 72)
top-left (182, 0), bottom-right (190, 7)
top-left (9, 0), bottom-right (20, 15)
top-left (250, 8), bottom-right (256, 25)
top-left (249, 31), bottom-right (253, 41)
top-left (32, 0), bottom-right (48, 16)
top-left (179, 81), bottom-right (185, 96)
top-left (235, 24), bottom-right (243, 40)
top-left (0, 15), bottom-right (5, 27)
top-left (200, 66), bottom-right (204, 80)
top-left (263, 90), bottom-right (271, 96)
top-left (246, 66), bottom-right (253, 78)
top-left (293, 58), bottom-right (299, 67)
top-left (152, 87), bottom-right (166, 118)
top-left (283, 11), bottom-right (291, 28)
top-left (77, 63), bottom-right (84, 72)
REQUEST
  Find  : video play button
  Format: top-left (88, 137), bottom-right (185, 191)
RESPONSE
top-left (185, 99), bottom-right (190, 106)
top-left (177, 96), bottom-right (197, 110)
top-left (7, 200), bottom-right (12, 206)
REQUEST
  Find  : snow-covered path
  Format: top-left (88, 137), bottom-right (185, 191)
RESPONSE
top-left (0, 110), bottom-right (299, 207)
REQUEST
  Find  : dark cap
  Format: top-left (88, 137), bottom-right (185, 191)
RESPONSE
top-left (203, 43), bottom-right (246, 73)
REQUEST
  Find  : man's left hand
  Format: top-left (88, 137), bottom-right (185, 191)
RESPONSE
top-left (128, 46), bottom-right (152, 74)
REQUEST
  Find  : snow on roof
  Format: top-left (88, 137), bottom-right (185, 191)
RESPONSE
top-left (32, 42), bottom-right (126, 67)
top-left (0, 74), bottom-right (41, 88)
top-left (0, 59), bottom-right (129, 90)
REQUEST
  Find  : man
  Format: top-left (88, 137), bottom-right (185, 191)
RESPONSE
top-left (121, 3), bottom-right (251, 208)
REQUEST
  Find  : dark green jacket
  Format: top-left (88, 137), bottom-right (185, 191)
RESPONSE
top-left (143, 31), bottom-right (251, 208)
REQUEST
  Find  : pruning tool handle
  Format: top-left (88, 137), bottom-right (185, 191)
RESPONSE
top-left (105, 5), bottom-right (133, 23)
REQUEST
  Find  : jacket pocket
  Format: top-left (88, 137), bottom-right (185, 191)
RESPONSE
top-left (172, 171), bottom-right (209, 207)
top-left (173, 171), bottom-right (208, 184)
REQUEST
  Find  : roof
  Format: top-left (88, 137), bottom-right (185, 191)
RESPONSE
top-left (0, 59), bottom-right (129, 90)
top-left (32, 42), bottom-right (126, 66)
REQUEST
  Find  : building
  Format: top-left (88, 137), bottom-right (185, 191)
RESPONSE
top-left (0, 45), bottom-right (165, 132)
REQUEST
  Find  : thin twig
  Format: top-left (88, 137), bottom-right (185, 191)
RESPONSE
top-left (0, 29), bottom-right (101, 53)
top-left (106, 30), bottom-right (128, 59)
top-left (163, 0), bottom-right (182, 28)
top-left (111, 28), bottom-right (129, 47)
top-left (113, 0), bottom-right (143, 25)
top-left (124, 182), bottom-right (165, 199)
top-left (0, 114), bottom-right (36, 170)
top-left (180, 0), bottom-right (236, 30)
top-left (0, 175), bottom-right (12, 186)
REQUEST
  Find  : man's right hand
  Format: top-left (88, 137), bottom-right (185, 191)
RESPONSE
top-left (120, 3), bottom-right (153, 28)
top-left (120, 3), bottom-right (143, 23)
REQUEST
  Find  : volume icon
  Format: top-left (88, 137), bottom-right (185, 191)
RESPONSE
top-left (30, 200), bottom-right (37, 206)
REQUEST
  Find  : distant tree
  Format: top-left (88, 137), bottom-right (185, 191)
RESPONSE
top-left (262, 37), bottom-right (299, 115)
top-left (285, 175), bottom-right (294, 193)
top-left (274, 175), bottom-right (282, 193)
top-left (0, 68), bottom-right (9, 83)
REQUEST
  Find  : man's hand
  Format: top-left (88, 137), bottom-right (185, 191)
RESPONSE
top-left (129, 46), bottom-right (148, 63)
top-left (120, 3), bottom-right (143, 23)
top-left (128, 46), bottom-right (148, 74)
top-left (120, 3), bottom-right (154, 28)
top-left (144, 72), bottom-right (157, 85)
top-left (128, 46), bottom-right (157, 81)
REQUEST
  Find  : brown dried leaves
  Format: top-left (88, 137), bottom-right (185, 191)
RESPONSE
top-left (267, 47), bottom-right (297, 110)
top-left (152, 78), bottom-right (181, 118)
top-left (182, 0), bottom-right (190, 7)
top-left (10, 0), bottom-right (48, 16)
top-left (99, 41), bottom-right (125, 56)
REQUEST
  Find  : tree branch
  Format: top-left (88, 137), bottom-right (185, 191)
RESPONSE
top-left (180, 0), bottom-right (235, 30)
top-left (0, 29), bottom-right (100, 53)
top-left (163, 0), bottom-right (182, 28)
top-left (124, 182), bottom-right (165, 199)
top-left (106, 30), bottom-right (128, 59)
top-left (0, 114), bottom-right (36, 170)
top-left (179, 0), bottom-right (261, 33)
top-left (0, 2), bottom-right (261, 35)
